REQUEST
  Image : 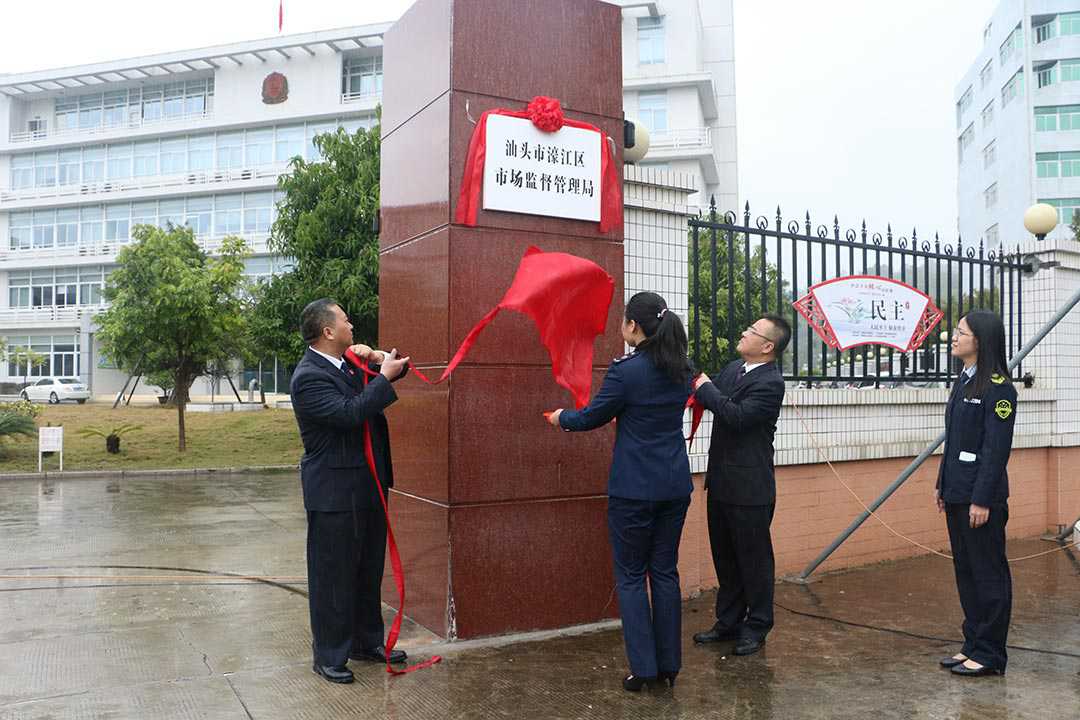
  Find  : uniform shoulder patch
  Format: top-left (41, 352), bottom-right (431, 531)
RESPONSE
top-left (612, 351), bottom-right (636, 364)
top-left (994, 398), bottom-right (1013, 420)
top-left (990, 373), bottom-right (1006, 385)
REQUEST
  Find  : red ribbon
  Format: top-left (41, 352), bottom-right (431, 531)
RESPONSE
top-left (454, 97), bottom-right (622, 233)
top-left (345, 348), bottom-right (442, 676)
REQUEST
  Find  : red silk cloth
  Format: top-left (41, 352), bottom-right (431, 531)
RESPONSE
top-left (454, 97), bottom-right (622, 234)
top-left (408, 246), bottom-right (614, 409)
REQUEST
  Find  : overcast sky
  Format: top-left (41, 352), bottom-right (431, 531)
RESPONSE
top-left (0, 0), bottom-right (1000, 239)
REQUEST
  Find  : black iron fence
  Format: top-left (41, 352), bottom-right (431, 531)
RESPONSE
top-left (688, 200), bottom-right (1027, 387)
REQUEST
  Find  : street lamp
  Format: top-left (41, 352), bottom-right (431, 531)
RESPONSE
top-left (1023, 203), bottom-right (1058, 242)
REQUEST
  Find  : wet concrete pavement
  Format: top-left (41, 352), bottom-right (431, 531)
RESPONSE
top-left (0, 472), bottom-right (1077, 719)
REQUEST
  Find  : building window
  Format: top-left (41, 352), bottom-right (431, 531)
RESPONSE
top-left (1062, 12), bottom-right (1080, 36)
top-left (984, 182), bottom-right (998, 209)
top-left (1001, 70), bottom-right (1023, 108)
top-left (637, 16), bottom-right (665, 65)
top-left (958, 123), bottom-right (974, 163)
top-left (986, 224), bottom-right (999, 246)
top-left (4, 335), bottom-right (80, 379)
top-left (999, 24), bottom-right (1022, 66)
top-left (1037, 62), bottom-right (1058, 88)
top-left (980, 60), bottom-right (993, 88)
top-left (1036, 19), bottom-right (1057, 44)
top-left (1037, 151), bottom-right (1080, 178)
top-left (983, 141), bottom-right (996, 169)
top-left (984, 22), bottom-right (993, 44)
top-left (9, 120), bottom-right (374, 190)
top-left (981, 101), bottom-right (994, 129)
top-left (51, 79), bottom-right (213, 134)
top-left (638, 91), bottom-right (668, 132)
top-left (275, 125), bottom-right (305, 163)
top-left (1035, 105), bottom-right (1080, 131)
top-left (1061, 58), bottom-right (1080, 82)
top-left (1040, 197), bottom-right (1080, 225)
top-left (956, 86), bottom-right (973, 127)
top-left (341, 55), bottom-right (383, 98)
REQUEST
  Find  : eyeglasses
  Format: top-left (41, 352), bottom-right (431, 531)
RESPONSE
top-left (744, 326), bottom-right (774, 342)
top-left (954, 327), bottom-right (970, 338)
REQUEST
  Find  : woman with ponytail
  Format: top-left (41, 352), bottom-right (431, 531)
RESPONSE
top-left (547, 291), bottom-right (693, 691)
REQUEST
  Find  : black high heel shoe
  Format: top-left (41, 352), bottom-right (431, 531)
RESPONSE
top-left (658, 670), bottom-right (678, 688)
top-left (622, 674), bottom-right (656, 691)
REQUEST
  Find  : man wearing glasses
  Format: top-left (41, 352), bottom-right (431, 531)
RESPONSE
top-left (692, 315), bottom-right (791, 656)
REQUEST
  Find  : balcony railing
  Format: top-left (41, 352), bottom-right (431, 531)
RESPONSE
top-left (649, 127), bottom-right (713, 152)
top-left (0, 233), bottom-right (270, 263)
top-left (8, 110), bottom-right (215, 145)
top-left (0, 163), bottom-right (289, 205)
top-left (341, 91), bottom-right (381, 105)
top-left (0, 305), bottom-right (104, 326)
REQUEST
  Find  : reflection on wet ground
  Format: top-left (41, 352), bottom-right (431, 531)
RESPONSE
top-left (0, 473), bottom-right (1077, 719)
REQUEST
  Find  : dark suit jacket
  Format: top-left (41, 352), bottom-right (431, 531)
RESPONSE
top-left (936, 375), bottom-right (1017, 507)
top-left (559, 351), bottom-right (693, 501)
top-left (290, 347), bottom-right (397, 512)
top-left (696, 359), bottom-right (785, 505)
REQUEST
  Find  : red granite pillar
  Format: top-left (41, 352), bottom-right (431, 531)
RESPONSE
top-left (379, 0), bottom-right (624, 638)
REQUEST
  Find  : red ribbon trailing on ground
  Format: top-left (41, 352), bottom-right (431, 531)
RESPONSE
top-left (344, 350), bottom-right (441, 676)
top-left (454, 96), bottom-right (622, 234)
top-left (340, 245), bottom-right (614, 674)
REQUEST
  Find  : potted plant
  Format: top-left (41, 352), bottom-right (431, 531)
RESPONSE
top-left (77, 423), bottom-right (142, 454)
top-left (146, 370), bottom-right (174, 406)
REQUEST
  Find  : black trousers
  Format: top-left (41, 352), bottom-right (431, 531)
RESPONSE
top-left (945, 502), bottom-right (1012, 671)
top-left (607, 495), bottom-right (691, 678)
top-left (707, 498), bottom-right (775, 641)
top-left (306, 497), bottom-right (388, 667)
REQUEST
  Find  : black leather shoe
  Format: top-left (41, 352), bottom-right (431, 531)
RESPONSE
top-left (622, 674), bottom-right (656, 691)
top-left (734, 637), bottom-right (765, 656)
top-left (939, 654), bottom-right (967, 668)
top-left (951, 662), bottom-right (1003, 677)
top-left (693, 628), bottom-right (739, 644)
top-left (312, 663), bottom-right (354, 683)
top-left (351, 645), bottom-right (407, 663)
top-left (658, 670), bottom-right (678, 688)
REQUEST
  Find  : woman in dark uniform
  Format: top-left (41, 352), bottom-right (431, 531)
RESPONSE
top-left (936, 309), bottom-right (1017, 677)
top-left (547, 291), bottom-right (693, 691)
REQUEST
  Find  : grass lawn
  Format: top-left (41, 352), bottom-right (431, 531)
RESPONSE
top-left (0, 402), bottom-right (303, 473)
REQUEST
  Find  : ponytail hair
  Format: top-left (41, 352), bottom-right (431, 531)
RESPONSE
top-left (625, 291), bottom-right (692, 385)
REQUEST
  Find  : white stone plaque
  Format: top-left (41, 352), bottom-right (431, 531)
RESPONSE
top-left (482, 114), bottom-right (603, 222)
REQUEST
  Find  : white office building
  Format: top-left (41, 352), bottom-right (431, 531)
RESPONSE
top-left (956, 0), bottom-right (1080, 248)
top-left (0, 1), bottom-right (735, 397)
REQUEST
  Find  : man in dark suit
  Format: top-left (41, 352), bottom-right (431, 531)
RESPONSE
top-left (692, 314), bottom-right (790, 656)
top-left (290, 298), bottom-right (409, 683)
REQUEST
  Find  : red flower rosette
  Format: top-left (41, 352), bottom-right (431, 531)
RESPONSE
top-left (526, 96), bottom-right (565, 133)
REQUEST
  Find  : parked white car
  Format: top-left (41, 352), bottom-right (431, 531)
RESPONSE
top-left (20, 377), bottom-right (91, 404)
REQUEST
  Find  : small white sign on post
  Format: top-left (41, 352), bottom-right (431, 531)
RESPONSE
top-left (482, 114), bottom-right (603, 222)
top-left (38, 426), bottom-right (63, 472)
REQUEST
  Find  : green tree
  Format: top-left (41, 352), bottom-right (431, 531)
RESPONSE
top-left (688, 228), bottom-right (791, 376)
top-left (251, 124), bottom-right (381, 365)
top-left (9, 346), bottom-right (49, 389)
top-left (95, 224), bottom-right (250, 451)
